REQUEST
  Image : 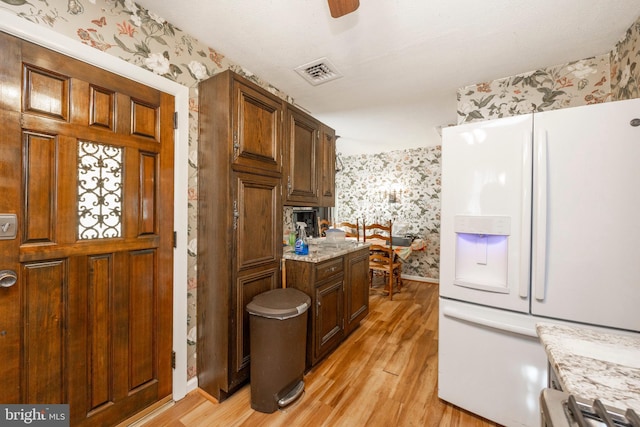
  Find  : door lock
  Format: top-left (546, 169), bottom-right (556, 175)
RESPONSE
top-left (0, 214), bottom-right (17, 240)
top-left (0, 270), bottom-right (17, 288)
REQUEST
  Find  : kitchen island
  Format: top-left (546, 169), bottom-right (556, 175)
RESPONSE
top-left (283, 241), bottom-right (370, 369)
top-left (536, 322), bottom-right (640, 413)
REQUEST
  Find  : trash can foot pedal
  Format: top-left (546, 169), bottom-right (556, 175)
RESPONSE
top-left (278, 381), bottom-right (304, 408)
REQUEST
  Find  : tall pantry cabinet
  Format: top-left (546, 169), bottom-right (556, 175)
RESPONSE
top-left (197, 70), bottom-right (283, 400)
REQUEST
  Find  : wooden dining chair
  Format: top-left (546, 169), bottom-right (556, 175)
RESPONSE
top-left (336, 219), bottom-right (360, 241)
top-left (363, 220), bottom-right (402, 300)
top-left (317, 218), bottom-right (331, 237)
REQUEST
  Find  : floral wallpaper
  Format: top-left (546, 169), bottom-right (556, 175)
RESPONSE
top-left (457, 54), bottom-right (612, 124)
top-left (611, 16), bottom-right (640, 100)
top-left (335, 147), bottom-right (442, 280)
top-left (4, 0), bottom-right (640, 383)
top-left (458, 13), bottom-right (640, 123)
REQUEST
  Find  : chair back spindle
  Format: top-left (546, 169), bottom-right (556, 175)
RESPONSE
top-left (363, 220), bottom-right (402, 300)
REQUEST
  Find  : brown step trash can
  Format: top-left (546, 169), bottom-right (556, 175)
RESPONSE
top-left (246, 287), bottom-right (311, 413)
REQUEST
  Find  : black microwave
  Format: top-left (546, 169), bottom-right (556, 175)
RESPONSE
top-left (292, 207), bottom-right (330, 238)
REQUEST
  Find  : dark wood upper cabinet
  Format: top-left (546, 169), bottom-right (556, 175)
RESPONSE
top-left (199, 70), bottom-right (283, 177)
top-left (284, 104), bottom-right (321, 206)
top-left (233, 80), bottom-right (283, 174)
top-left (319, 124), bottom-right (336, 207)
top-left (283, 105), bottom-right (337, 207)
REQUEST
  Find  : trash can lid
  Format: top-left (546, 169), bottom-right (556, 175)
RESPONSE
top-left (246, 288), bottom-right (311, 320)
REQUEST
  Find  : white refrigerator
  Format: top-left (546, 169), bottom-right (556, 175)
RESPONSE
top-left (438, 98), bottom-right (640, 426)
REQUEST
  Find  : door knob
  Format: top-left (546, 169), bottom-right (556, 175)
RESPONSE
top-left (0, 270), bottom-right (17, 288)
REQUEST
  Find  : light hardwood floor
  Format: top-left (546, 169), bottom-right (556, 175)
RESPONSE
top-left (142, 280), bottom-right (500, 426)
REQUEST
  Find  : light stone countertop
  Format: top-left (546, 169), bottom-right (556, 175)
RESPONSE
top-left (536, 322), bottom-right (640, 412)
top-left (283, 239), bottom-right (370, 263)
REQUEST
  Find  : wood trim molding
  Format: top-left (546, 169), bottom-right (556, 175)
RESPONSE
top-left (116, 396), bottom-right (175, 427)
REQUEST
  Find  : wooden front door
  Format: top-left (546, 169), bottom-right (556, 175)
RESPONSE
top-left (0, 33), bottom-right (174, 426)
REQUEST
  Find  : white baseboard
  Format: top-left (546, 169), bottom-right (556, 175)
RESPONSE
top-left (186, 376), bottom-right (199, 395)
top-left (401, 274), bottom-right (439, 284)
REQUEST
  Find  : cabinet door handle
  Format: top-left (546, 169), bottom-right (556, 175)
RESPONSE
top-left (232, 200), bottom-right (239, 230)
top-left (232, 133), bottom-right (239, 159)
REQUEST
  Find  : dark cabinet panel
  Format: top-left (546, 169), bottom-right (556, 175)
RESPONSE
top-left (315, 278), bottom-right (345, 360)
top-left (319, 125), bottom-right (336, 207)
top-left (234, 172), bottom-right (281, 270)
top-left (233, 82), bottom-right (283, 174)
top-left (284, 105), bottom-right (320, 205)
top-left (345, 247), bottom-right (370, 334)
top-left (230, 265), bottom-right (280, 389)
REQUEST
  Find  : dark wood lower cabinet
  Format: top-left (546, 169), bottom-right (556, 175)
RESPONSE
top-left (315, 277), bottom-right (345, 362)
top-left (197, 168), bottom-right (282, 401)
top-left (345, 247), bottom-right (370, 334)
top-left (285, 246), bottom-right (370, 369)
top-left (231, 265), bottom-right (280, 391)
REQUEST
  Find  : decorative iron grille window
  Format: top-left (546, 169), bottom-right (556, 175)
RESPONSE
top-left (77, 141), bottom-right (122, 239)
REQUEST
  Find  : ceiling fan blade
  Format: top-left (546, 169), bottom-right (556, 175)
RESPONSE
top-left (328, 0), bottom-right (360, 18)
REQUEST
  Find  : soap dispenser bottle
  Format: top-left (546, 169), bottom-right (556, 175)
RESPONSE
top-left (294, 222), bottom-right (309, 255)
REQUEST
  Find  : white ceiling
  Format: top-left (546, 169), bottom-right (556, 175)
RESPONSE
top-left (136, 0), bottom-right (640, 155)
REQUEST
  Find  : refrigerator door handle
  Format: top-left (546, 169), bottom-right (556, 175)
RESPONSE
top-left (519, 131), bottom-right (533, 299)
top-left (442, 304), bottom-right (538, 338)
top-left (533, 129), bottom-right (548, 301)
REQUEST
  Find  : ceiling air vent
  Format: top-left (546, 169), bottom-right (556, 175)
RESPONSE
top-left (294, 58), bottom-right (342, 86)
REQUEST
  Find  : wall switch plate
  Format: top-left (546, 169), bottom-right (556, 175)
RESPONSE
top-left (0, 214), bottom-right (17, 240)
